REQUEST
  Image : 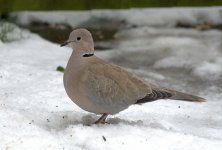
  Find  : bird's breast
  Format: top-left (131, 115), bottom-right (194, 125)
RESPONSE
top-left (63, 65), bottom-right (105, 114)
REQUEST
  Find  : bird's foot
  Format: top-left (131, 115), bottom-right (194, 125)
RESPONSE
top-left (94, 113), bottom-right (108, 124)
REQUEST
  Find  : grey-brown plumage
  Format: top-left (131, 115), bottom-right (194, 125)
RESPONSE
top-left (61, 28), bottom-right (206, 124)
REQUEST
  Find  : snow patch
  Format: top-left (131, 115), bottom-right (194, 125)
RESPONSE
top-left (11, 7), bottom-right (222, 28)
top-left (193, 59), bottom-right (222, 79)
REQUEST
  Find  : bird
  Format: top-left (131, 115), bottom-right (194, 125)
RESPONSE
top-left (61, 28), bottom-right (206, 124)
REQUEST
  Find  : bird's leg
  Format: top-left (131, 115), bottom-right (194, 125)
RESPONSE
top-left (94, 113), bottom-right (108, 124)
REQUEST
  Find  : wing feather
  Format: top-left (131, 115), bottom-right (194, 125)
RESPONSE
top-left (136, 88), bottom-right (175, 104)
top-left (84, 60), bottom-right (152, 111)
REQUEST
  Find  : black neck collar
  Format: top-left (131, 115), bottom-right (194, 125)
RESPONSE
top-left (83, 53), bottom-right (94, 57)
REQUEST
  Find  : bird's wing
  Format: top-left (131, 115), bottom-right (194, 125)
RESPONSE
top-left (84, 59), bottom-right (152, 108)
top-left (135, 88), bottom-right (176, 104)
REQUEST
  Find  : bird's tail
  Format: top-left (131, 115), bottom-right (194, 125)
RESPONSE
top-left (169, 90), bottom-right (206, 102)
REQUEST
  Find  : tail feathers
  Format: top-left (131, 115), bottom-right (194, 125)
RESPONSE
top-left (135, 88), bottom-right (206, 105)
top-left (170, 91), bottom-right (206, 102)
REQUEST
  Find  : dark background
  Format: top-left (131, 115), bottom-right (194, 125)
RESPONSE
top-left (0, 0), bottom-right (222, 12)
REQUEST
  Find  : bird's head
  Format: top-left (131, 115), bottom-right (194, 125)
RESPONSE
top-left (61, 28), bottom-right (94, 57)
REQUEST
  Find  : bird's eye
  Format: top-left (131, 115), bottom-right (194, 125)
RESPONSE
top-left (77, 37), bottom-right (81, 41)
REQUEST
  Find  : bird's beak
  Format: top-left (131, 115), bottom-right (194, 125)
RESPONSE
top-left (60, 41), bottom-right (69, 47)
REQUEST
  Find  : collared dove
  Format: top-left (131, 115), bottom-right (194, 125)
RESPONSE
top-left (61, 28), bottom-right (205, 124)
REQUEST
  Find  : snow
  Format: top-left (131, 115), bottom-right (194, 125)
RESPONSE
top-left (193, 59), bottom-right (222, 79)
top-left (1, 8), bottom-right (222, 150)
top-left (113, 27), bottom-right (222, 81)
top-left (11, 7), bottom-right (222, 28)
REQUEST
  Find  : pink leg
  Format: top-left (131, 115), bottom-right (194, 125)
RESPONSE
top-left (94, 113), bottom-right (108, 124)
